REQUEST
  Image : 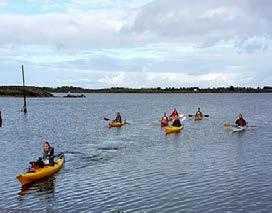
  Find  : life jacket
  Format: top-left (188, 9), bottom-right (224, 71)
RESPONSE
top-left (236, 118), bottom-right (246, 126)
top-left (161, 116), bottom-right (168, 122)
top-left (171, 111), bottom-right (179, 117)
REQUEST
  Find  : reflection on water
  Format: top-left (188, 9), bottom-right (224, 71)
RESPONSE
top-left (19, 176), bottom-right (55, 200)
top-left (0, 94), bottom-right (272, 212)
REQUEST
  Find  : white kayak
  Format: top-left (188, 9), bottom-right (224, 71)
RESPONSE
top-left (232, 125), bottom-right (247, 132)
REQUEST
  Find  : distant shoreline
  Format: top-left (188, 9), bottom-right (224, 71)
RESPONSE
top-left (0, 86), bottom-right (271, 97)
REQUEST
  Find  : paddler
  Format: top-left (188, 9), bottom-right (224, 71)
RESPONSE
top-left (172, 117), bottom-right (182, 127)
top-left (195, 108), bottom-right (203, 118)
top-left (161, 113), bottom-right (169, 122)
top-left (114, 112), bottom-right (122, 123)
top-left (170, 108), bottom-right (179, 119)
top-left (31, 142), bottom-right (55, 170)
top-left (161, 112), bottom-right (169, 127)
top-left (235, 114), bottom-right (247, 127)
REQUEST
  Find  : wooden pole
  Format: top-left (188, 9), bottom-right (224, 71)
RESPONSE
top-left (22, 65), bottom-right (27, 113)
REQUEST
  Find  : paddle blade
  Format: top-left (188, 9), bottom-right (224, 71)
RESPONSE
top-left (188, 115), bottom-right (193, 117)
top-left (224, 123), bottom-right (232, 128)
top-left (204, 115), bottom-right (209, 117)
top-left (181, 117), bottom-right (186, 122)
top-left (104, 117), bottom-right (110, 121)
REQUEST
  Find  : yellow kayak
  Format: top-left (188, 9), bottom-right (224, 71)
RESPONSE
top-left (17, 154), bottom-right (65, 186)
top-left (109, 121), bottom-right (126, 128)
top-left (164, 125), bottom-right (184, 134)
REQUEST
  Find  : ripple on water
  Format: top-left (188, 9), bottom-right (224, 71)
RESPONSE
top-left (0, 94), bottom-right (272, 212)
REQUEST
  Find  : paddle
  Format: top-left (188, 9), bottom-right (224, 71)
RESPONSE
top-left (180, 116), bottom-right (186, 123)
top-left (188, 114), bottom-right (209, 117)
top-left (104, 117), bottom-right (111, 121)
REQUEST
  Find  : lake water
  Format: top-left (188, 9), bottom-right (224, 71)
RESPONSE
top-left (0, 93), bottom-right (272, 212)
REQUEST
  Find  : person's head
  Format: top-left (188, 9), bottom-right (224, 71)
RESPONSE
top-left (198, 107), bottom-right (200, 111)
top-left (43, 141), bottom-right (51, 152)
top-left (164, 112), bottom-right (167, 116)
top-left (239, 113), bottom-right (243, 119)
top-left (117, 112), bottom-right (120, 115)
top-left (174, 108), bottom-right (177, 112)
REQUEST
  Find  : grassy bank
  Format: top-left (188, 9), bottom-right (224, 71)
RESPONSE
top-left (0, 86), bottom-right (271, 97)
top-left (0, 86), bottom-right (54, 97)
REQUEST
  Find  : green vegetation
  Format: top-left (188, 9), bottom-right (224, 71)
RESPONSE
top-left (0, 86), bottom-right (54, 97)
top-left (43, 86), bottom-right (272, 94)
top-left (0, 86), bottom-right (271, 97)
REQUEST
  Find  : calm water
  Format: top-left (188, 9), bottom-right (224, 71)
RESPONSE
top-left (0, 93), bottom-right (272, 213)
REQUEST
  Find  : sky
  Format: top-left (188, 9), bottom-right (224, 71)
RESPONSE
top-left (0, 0), bottom-right (271, 88)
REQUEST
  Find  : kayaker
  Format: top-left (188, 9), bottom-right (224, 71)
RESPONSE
top-left (235, 114), bottom-right (247, 127)
top-left (195, 108), bottom-right (203, 117)
top-left (170, 108), bottom-right (179, 119)
top-left (34, 142), bottom-right (55, 168)
top-left (114, 112), bottom-right (122, 123)
top-left (161, 113), bottom-right (169, 122)
top-left (0, 111), bottom-right (2, 127)
top-left (172, 118), bottom-right (181, 127)
top-left (161, 113), bottom-right (169, 127)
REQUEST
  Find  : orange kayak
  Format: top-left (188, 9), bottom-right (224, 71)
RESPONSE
top-left (17, 154), bottom-right (65, 186)
top-left (109, 121), bottom-right (126, 128)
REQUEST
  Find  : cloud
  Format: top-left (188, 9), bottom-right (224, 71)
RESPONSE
top-left (98, 72), bottom-right (125, 86)
top-left (0, 0), bottom-right (272, 88)
top-left (125, 0), bottom-right (272, 50)
top-left (0, 0), bottom-right (7, 7)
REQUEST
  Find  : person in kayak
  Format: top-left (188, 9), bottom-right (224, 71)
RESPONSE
top-left (195, 108), bottom-right (203, 117)
top-left (170, 108), bottom-right (179, 118)
top-left (114, 112), bottom-right (122, 123)
top-left (161, 113), bottom-right (169, 122)
top-left (32, 142), bottom-right (55, 169)
top-left (161, 113), bottom-right (169, 127)
top-left (172, 117), bottom-right (181, 127)
top-left (235, 114), bottom-right (247, 127)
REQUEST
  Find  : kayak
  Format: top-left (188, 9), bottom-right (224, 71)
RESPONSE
top-left (109, 121), bottom-right (126, 128)
top-left (17, 154), bottom-right (65, 186)
top-left (194, 116), bottom-right (203, 121)
top-left (232, 125), bottom-right (247, 132)
top-left (164, 125), bottom-right (184, 134)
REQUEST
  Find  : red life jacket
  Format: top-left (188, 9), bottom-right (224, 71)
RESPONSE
top-left (162, 116), bottom-right (168, 122)
top-left (171, 111), bottom-right (179, 117)
top-left (236, 118), bottom-right (246, 126)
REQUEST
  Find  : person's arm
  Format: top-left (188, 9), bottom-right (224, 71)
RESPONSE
top-left (50, 147), bottom-right (54, 157)
top-left (243, 119), bottom-right (247, 126)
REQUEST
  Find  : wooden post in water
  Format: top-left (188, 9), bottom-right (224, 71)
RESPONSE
top-left (21, 65), bottom-right (27, 113)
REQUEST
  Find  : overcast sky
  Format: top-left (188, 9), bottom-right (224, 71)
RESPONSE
top-left (0, 0), bottom-right (271, 88)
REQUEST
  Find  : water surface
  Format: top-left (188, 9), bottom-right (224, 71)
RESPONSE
top-left (0, 93), bottom-right (271, 212)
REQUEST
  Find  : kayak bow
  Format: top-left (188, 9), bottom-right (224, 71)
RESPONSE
top-left (164, 125), bottom-right (184, 134)
top-left (109, 121), bottom-right (126, 128)
top-left (232, 125), bottom-right (247, 132)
